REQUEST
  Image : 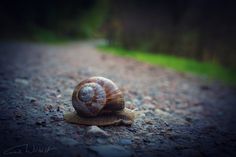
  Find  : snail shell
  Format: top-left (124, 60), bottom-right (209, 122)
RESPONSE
top-left (72, 76), bottom-right (125, 117)
top-left (64, 76), bottom-right (135, 126)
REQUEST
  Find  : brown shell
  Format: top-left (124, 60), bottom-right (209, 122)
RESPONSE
top-left (72, 76), bottom-right (125, 117)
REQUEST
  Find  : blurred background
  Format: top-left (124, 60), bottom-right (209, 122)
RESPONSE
top-left (1, 0), bottom-right (235, 83)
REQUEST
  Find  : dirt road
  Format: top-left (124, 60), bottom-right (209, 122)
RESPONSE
top-left (0, 41), bottom-right (235, 157)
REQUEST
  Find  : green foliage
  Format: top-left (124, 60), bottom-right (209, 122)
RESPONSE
top-left (98, 45), bottom-right (236, 84)
top-left (79, 0), bottom-right (109, 38)
top-left (26, 27), bottom-right (72, 44)
top-left (1, 1), bottom-right (109, 42)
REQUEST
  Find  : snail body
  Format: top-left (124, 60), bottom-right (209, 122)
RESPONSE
top-left (64, 76), bottom-right (135, 126)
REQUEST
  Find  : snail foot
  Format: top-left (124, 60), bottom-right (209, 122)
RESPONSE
top-left (64, 108), bottom-right (135, 126)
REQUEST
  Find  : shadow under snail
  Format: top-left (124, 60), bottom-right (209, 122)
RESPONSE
top-left (64, 76), bottom-right (135, 126)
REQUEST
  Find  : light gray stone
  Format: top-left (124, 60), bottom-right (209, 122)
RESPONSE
top-left (87, 126), bottom-right (110, 137)
top-left (59, 137), bottom-right (79, 146)
top-left (15, 78), bottom-right (29, 85)
top-left (119, 139), bottom-right (132, 145)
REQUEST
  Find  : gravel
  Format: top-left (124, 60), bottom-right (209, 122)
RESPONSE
top-left (0, 41), bottom-right (235, 157)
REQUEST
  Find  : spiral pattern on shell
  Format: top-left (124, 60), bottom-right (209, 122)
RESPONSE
top-left (72, 77), bottom-right (125, 117)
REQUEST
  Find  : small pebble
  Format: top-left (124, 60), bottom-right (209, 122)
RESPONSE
top-left (64, 89), bottom-right (74, 96)
top-left (143, 96), bottom-right (152, 102)
top-left (119, 139), bottom-right (132, 145)
top-left (125, 101), bottom-right (135, 110)
top-left (56, 105), bottom-right (65, 112)
top-left (87, 126), bottom-right (110, 137)
top-left (35, 119), bottom-right (46, 127)
top-left (133, 99), bottom-right (141, 106)
top-left (143, 103), bottom-right (155, 110)
top-left (59, 137), bottom-right (78, 146)
top-left (44, 104), bottom-right (54, 112)
top-left (50, 114), bottom-right (63, 122)
top-left (144, 119), bottom-right (154, 125)
top-left (97, 138), bottom-right (107, 144)
top-left (15, 78), bottom-right (29, 85)
top-left (133, 136), bottom-right (141, 141)
top-left (25, 96), bottom-right (37, 103)
top-left (127, 128), bottom-right (136, 132)
top-left (55, 128), bottom-right (65, 136)
top-left (14, 111), bottom-right (23, 118)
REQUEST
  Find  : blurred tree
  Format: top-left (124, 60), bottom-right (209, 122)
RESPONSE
top-left (0, 0), bottom-right (109, 39)
top-left (104, 0), bottom-right (236, 69)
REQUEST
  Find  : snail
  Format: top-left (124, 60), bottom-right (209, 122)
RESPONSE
top-left (64, 76), bottom-right (135, 126)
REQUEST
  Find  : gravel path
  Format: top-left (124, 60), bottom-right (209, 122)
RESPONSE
top-left (0, 41), bottom-right (236, 157)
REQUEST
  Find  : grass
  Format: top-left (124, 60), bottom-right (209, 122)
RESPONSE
top-left (98, 45), bottom-right (236, 85)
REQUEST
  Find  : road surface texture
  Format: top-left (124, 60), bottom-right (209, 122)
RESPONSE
top-left (0, 41), bottom-right (236, 157)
